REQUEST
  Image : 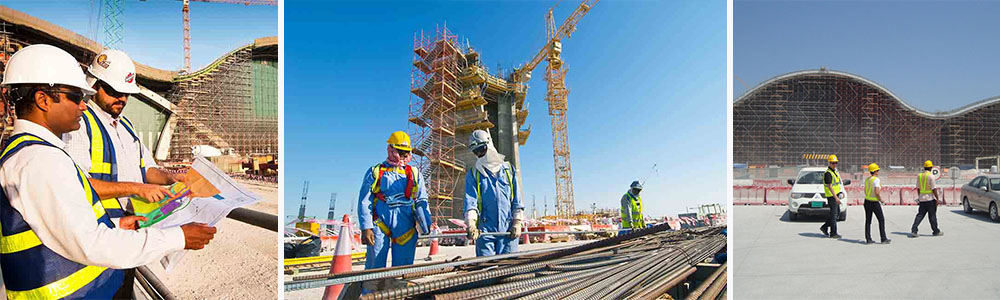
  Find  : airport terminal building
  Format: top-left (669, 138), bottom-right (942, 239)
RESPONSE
top-left (734, 69), bottom-right (1000, 170)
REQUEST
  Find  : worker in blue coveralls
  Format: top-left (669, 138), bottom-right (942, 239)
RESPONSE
top-left (465, 129), bottom-right (525, 256)
top-left (358, 131), bottom-right (432, 291)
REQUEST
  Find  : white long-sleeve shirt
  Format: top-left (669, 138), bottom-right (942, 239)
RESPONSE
top-left (1, 120), bottom-right (184, 271)
top-left (63, 101), bottom-right (158, 209)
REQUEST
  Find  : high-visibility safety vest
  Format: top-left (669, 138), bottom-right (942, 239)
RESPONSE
top-left (369, 163), bottom-right (419, 246)
top-left (621, 192), bottom-right (645, 229)
top-left (472, 163), bottom-right (514, 217)
top-left (918, 171), bottom-right (933, 194)
top-left (864, 176), bottom-right (879, 201)
top-left (0, 133), bottom-right (124, 299)
top-left (824, 168), bottom-right (843, 198)
top-left (81, 106), bottom-right (146, 218)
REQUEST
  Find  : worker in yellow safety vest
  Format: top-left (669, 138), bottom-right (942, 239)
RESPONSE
top-left (863, 163), bottom-right (890, 244)
top-left (620, 180), bottom-right (645, 231)
top-left (0, 44), bottom-right (215, 299)
top-left (820, 155), bottom-right (844, 238)
top-left (357, 131), bottom-right (432, 292)
top-left (910, 160), bottom-right (943, 238)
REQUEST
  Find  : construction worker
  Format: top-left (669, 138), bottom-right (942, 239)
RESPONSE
top-left (863, 163), bottom-right (890, 244)
top-left (464, 129), bottom-right (524, 256)
top-left (910, 160), bottom-right (943, 238)
top-left (620, 180), bottom-right (645, 233)
top-left (357, 131), bottom-right (431, 274)
top-left (63, 49), bottom-right (185, 297)
top-left (0, 44), bottom-right (216, 299)
top-left (820, 155), bottom-right (844, 238)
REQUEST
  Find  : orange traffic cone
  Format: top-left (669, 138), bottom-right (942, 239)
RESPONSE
top-left (521, 228), bottom-right (530, 245)
top-left (426, 225), bottom-right (440, 260)
top-left (322, 223), bottom-right (354, 300)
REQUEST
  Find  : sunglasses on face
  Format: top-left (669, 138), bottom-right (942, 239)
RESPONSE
top-left (46, 90), bottom-right (86, 104)
top-left (99, 82), bottom-right (127, 99)
top-left (395, 148), bottom-right (411, 156)
top-left (472, 146), bottom-right (487, 156)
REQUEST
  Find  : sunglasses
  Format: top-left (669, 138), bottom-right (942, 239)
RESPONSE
top-left (395, 148), bottom-right (411, 156)
top-left (99, 81), bottom-right (127, 99)
top-left (472, 145), bottom-right (487, 156)
top-left (46, 90), bottom-right (86, 104)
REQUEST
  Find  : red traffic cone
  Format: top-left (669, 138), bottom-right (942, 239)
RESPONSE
top-left (322, 224), bottom-right (354, 300)
top-left (521, 228), bottom-right (530, 245)
top-left (426, 225), bottom-right (440, 260)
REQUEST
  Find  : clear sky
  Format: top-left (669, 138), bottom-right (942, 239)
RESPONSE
top-left (4, 0), bottom-right (277, 71)
top-left (284, 1), bottom-right (726, 223)
top-left (735, 1), bottom-right (1000, 112)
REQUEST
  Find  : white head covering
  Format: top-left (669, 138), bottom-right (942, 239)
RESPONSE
top-left (470, 130), bottom-right (505, 175)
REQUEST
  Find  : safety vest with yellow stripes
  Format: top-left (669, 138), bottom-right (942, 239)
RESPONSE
top-left (621, 192), bottom-right (645, 229)
top-left (472, 163), bottom-right (515, 218)
top-left (918, 171), bottom-right (933, 194)
top-left (0, 133), bottom-right (124, 299)
top-left (824, 168), bottom-right (843, 198)
top-left (864, 176), bottom-right (879, 201)
top-left (81, 106), bottom-right (147, 218)
top-left (368, 163), bottom-right (419, 246)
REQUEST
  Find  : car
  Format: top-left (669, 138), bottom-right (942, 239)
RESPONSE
top-left (961, 174), bottom-right (1000, 222)
top-left (786, 167), bottom-right (851, 221)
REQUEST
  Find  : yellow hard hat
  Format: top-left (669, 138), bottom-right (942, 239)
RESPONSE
top-left (923, 160), bottom-right (933, 168)
top-left (828, 155), bottom-right (839, 163)
top-left (868, 163), bottom-right (879, 173)
top-left (387, 131), bottom-right (412, 151)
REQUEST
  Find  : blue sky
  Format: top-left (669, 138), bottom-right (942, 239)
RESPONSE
top-left (735, 1), bottom-right (1000, 112)
top-left (4, 1), bottom-right (277, 71)
top-left (284, 1), bottom-right (726, 222)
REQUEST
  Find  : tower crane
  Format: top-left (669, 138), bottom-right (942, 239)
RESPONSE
top-left (179, 0), bottom-right (276, 71)
top-left (511, 0), bottom-right (598, 217)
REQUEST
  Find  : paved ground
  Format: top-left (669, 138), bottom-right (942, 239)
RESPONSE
top-left (734, 205), bottom-right (1000, 299)
top-left (285, 240), bottom-right (592, 299)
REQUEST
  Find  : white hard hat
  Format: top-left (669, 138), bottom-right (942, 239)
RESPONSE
top-left (86, 49), bottom-right (140, 94)
top-left (469, 129), bottom-right (492, 151)
top-left (631, 180), bottom-right (643, 190)
top-left (1, 44), bottom-right (96, 95)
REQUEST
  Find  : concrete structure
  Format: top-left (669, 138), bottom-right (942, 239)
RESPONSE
top-left (735, 69), bottom-right (1000, 171)
top-left (0, 6), bottom-right (277, 162)
top-left (407, 25), bottom-right (530, 224)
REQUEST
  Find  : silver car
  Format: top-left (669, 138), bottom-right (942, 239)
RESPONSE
top-left (962, 175), bottom-right (1000, 222)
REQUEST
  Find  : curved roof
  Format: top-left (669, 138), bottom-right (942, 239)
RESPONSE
top-left (735, 69), bottom-right (1000, 120)
top-left (1, 5), bottom-right (276, 84)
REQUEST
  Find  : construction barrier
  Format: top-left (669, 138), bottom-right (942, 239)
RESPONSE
top-left (735, 185), bottom-right (965, 207)
top-left (764, 187), bottom-right (791, 205)
top-left (733, 186), bottom-right (765, 205)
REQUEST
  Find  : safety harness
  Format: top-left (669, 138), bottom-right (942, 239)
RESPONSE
top-left (369, 163), bottom-right (419, 245)
top-left (81, 106), bottom-right (147, 218)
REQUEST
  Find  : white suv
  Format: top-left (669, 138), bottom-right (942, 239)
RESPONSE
top-left (786, 167), bottom-right (850, 221)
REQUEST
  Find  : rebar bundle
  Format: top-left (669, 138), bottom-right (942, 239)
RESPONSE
top-left (285, 224), bottom-right (726, 300)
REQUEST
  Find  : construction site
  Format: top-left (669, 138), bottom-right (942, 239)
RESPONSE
top-left (1, 2), bottom-right (278, 299)
top-left (283, 0), bottom-right (728, 298)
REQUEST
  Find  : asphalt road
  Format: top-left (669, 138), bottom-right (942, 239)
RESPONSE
top-left (734, 205), bottom-right (1000, 299)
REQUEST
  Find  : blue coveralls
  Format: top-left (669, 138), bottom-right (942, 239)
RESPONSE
top-left (465, 162), bottom-right (523, 256)
top-left (358, 161), bottom-right (432, 270)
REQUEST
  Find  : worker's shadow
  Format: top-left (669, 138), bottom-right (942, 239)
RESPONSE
top-left (797, 233), bottom-right (869, 244)
top-left (779, 211), bottom-right (826, 223)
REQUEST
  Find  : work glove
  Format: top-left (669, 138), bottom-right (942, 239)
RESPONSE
top-left (510, 209), bottom-right (525, 239)
top-left (362, 229), bottom-right (375, 246)
top-left (466, 210), bottom-right (480, 241)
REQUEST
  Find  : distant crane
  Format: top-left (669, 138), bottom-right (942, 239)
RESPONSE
top-left (326, 192), bottom-right (337, 230)
top-left (511, 0), bottom-right (599, 218)
top-left (298, 181), bottom-right (309, 221)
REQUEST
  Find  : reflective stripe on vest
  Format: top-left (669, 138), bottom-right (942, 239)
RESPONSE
top-left (864, 176), bottom-right (879, 201)
top-left (0, 133), bottom-right (124, 299)
top-left (622, 192), bottom-right (645, 229)
top-left (473, 164), bottom-right (514, 216)
top-left (824, 169), bottom-right (843, 198)
top-left (369, 163), bottom-right (419, 246)
top-left (81, 107), bottom-right (147, 218)
top-left (918, 172), bottom-right (933, 194)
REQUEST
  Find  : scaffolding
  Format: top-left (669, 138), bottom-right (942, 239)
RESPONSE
top-left (169, 43), bottom-right (278, 161)
top-left (735, 69), bottom-right (1000, 170)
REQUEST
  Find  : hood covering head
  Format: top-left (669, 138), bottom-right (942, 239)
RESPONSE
top-left (386, 145), bottom-right (412, 167)
top-left (470, 130), bottom-right (505, 175)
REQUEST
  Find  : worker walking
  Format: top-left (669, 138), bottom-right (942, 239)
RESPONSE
top-left (357, 131), bottom-right (432, 272)
top-left (0, 44), bottom-right (216, 299)
top-left (820, 155), bottom-right (844, 238)
top-left (464, 129), bottom-right (524, 256)
top-left (863, 163), bottom-right (890, 244)
top-left (620, 180), bottom-right (645, 233)
top-left (63, 49), bottom-right (186, 298)
top-left (910, 160), bottom-right (943, 238)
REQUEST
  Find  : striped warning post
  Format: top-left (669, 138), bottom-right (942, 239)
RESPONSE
top-left (321, 218), bottom-right (355, 299)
